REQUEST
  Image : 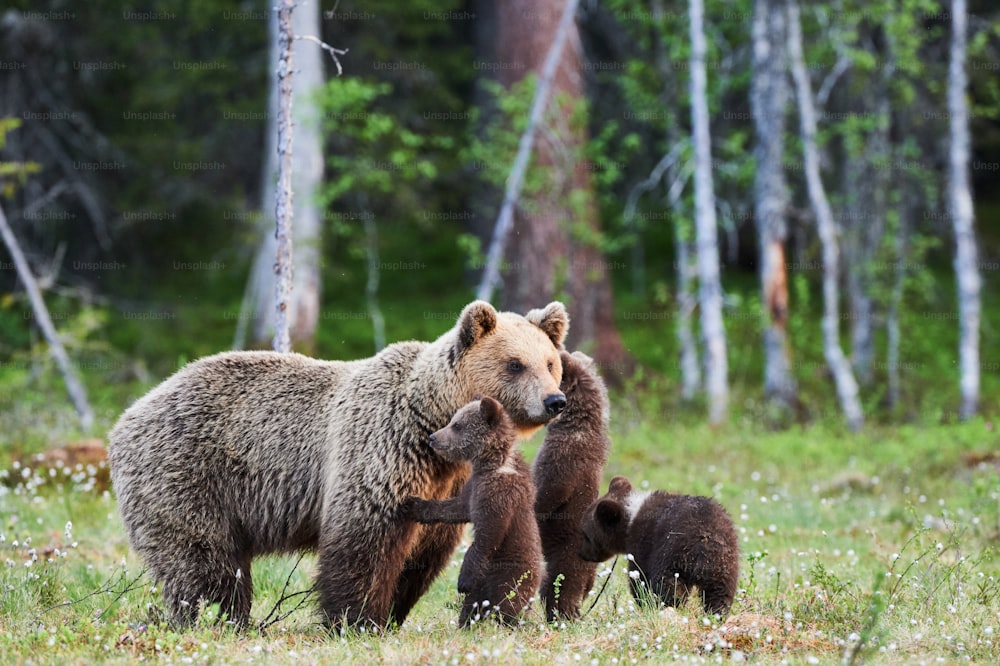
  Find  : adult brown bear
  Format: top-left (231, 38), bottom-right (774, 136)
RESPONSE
top-left (108, 300), bottom-right (568, 630)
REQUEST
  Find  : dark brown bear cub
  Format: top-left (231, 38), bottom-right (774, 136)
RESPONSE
top-left (403, 396), bottom-right (541, 627)
top-left (580, 476), bottom-right (739, 617)
top-left (533, 351), bottom-right (611, 621)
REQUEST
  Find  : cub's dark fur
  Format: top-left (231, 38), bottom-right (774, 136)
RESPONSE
top-left (580, 476), bottom-right (739, 616)
top-left (533, 351), bottom-right (611, 621)
top-left (404, 397), bottom-right (542, 626)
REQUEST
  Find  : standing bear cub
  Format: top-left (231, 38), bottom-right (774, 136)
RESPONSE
top-left (108, 300), bottom-right (568, 630)
top-left (533, 350), bottom-right (611, 621)
top-left (403, 396), bottom-right (542, 627)
top-left (580, 476), bottom-right (739, 617)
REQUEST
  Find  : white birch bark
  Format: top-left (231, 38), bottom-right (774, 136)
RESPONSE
top-left (237, 0), bottom-right (323, 351)
top-left (787, 0), bottom-right (863, 431)
top-left (751, 0), bottom-right (796, 405)
top-left (271, 0), bottom-right (295, 353)
top-left (675, 211), bottom-right (702, 401)
top-left (689, 0), bottom-right (728, 425)
top-left (0, 202), bottom-right (94, 430)
top-left (948, 0), bottom-right (981, 419)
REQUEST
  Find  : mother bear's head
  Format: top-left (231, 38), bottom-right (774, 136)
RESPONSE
top-left (449, 300), bottom-right (569, 438)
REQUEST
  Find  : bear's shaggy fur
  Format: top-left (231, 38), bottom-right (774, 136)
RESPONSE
top-left (579, 476), bottom-right (739, 617)
top-left (533, 351), bottom-right (611, 621)
top-left (107, 300), bottom-right (568, 629)
top-left (403, 396), bottom-right (541, 627)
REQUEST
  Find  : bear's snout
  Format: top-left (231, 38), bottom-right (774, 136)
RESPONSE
top-left (543, 393), bottom-right (567, 416)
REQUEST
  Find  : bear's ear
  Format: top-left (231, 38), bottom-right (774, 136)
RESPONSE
top-left (594, 499), bottom-right (625, 527)
top-left (608, 476), bottom-right (633, 495)
top-left (570, 350), bottom-right (596, 373)
top-left (525, 301), bottom-right (569, 348)
top-left (455, 301), bottom-right (498, 358)
top-left (479, 395), bottom-right (503, 427)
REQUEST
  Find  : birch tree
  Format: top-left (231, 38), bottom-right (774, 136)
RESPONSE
top-left (238, 0), bottom-right (324, 353)
top-left (751, 0), bottom-right (796, 406)
top-left (689, 0), bottom-right (728, 425)
top-left (947, 0), bottom-right (981, 419)
top-left (787, 0), bottom-right (863, 431)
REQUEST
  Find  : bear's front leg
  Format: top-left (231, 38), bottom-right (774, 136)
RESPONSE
top-left (390, 521), bottom-right (466, 625)
top-left (316, 519), bottom-right (417, 630)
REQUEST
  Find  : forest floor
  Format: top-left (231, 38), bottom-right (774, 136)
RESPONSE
top-left (1, 385), bottom-right (998, 665)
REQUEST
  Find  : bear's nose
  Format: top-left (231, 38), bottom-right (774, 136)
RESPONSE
top-left (429, 433), bottom-right (437, 443)
top-left (543, 393), bottom-right (567, 416)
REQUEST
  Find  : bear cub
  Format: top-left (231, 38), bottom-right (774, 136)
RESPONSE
top-left (403, 396), bottom-right (542, 627)
top-left (533, 350), bottom-right (611, 621)
top-left (579, 476), bottom-right (739, 617)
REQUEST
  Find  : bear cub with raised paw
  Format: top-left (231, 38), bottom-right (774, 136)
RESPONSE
top-left (579, 476), bottom-right (739, 617)
top-left (403, 396), bottom-right (542, 627)
top-left (533, 350), bottom-right (611, 621)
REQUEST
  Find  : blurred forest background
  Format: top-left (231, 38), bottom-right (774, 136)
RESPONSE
top-left (1, 0), bottom-right (999, 435)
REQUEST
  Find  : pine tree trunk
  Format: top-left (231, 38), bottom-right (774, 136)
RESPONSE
top-left (491, 0), bottom-right (629, 377)
top-left (948, 0), bottom-right (981, 420)
top-left (751, 0), bottom-right (796, 407)
top-left (689, 0), bottom-right (728, 425)
top-left (787, 0), bottom-right (863, 431)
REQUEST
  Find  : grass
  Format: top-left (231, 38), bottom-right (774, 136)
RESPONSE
top-left (1, 384), bottom-right (998, 665)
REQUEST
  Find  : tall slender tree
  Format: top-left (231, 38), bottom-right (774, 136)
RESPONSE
top-left (787, 0), bottom-right (863, 431)
top-left (947, 0), bottom-right (981, 419)
top-left (689, 0), bottom-right (728, 425)
top-left (238, 0), bottom-right (324, 352)
top-left (751, 0), bottom-right (796, 407)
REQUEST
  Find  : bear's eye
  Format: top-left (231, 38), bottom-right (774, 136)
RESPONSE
top-left (507, 360), bottom-right (524, 373)
top-left (452, 422), bottom-right (462, 432)
top-left (547, 361), bottom-right (554, 373)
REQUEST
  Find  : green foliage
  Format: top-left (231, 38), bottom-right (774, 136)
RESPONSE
top-left (318, 79), bottom-right (446, 206)
top-left (0, 118), bottom-right (40, 198)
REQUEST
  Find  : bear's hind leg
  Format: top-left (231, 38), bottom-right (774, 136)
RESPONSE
top-left (158, 548), bottom-right (252, 628)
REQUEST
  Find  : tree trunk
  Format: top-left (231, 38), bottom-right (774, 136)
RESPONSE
top-left (948, 0), bottom-right (981, 420)
top-left (492, 0), bottom-right (630, 377)
top-left (751, 0), bottom-right (796, 407)
top-left (364, 214), bottom-right (386, 353)
top-left (787, 0), bottom-right (863, 431)
top-left (689, 0), bottom-right (728, 426)
top-left (886, 196), bottom-right (906, 412)
top-left (238, 0), bottom-right (324, 353)
top-left (476, 0), bottom-right (579, 306)
top-left (840, 57), bottom-right (890, 388)
top-left (672, 178), bottom-right (701, 401)
top-left (0, 202), bottom-right (94, 430)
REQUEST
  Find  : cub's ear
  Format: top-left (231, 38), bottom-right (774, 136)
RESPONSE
top-left (570, 350), bottom-right (596, 373)
top-left (479, 395), bottom-right (503, 427)
top-left (454, 301), bottom-right (498, 359)
top-left (608, 476), bottom-right (633, 495)
top-left (525, 301), bottom-right (569, 348)
top-left (594, 499), bottom-right (625, 527)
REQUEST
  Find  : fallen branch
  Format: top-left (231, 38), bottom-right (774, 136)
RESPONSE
top-left (0, 201), bottom-right (94, 430)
